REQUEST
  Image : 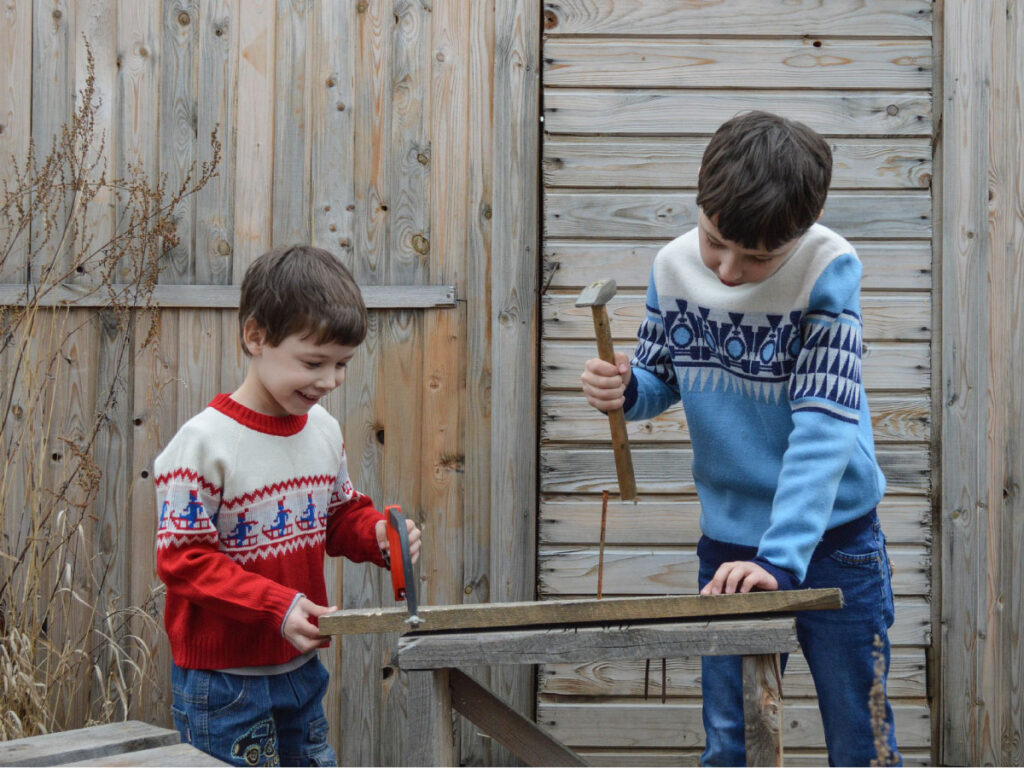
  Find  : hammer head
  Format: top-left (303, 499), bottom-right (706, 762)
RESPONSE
top-left (575, 278), bottom-right (618, 308)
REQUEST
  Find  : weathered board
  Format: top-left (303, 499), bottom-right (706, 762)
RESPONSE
top-left (321, 588), bottom-right (842, 636)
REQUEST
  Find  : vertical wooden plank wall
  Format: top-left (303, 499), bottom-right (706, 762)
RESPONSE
top-left (0, 1), bottom-right (541, 765)
top-left (940, 0), bottom-right (1024, 764)
top-left (539, 1), bottom-right (935, 764)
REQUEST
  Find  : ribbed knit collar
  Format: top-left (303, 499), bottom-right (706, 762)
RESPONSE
top-left (209, 393), bottom-right (308, 436)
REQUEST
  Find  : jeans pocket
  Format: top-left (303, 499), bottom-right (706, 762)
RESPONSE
top-left (171, 706), bottom-right (191, 744)
top-left (207, 671), bottom-right (249, 717)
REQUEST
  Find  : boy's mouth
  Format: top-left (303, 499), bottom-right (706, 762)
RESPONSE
top-left (297, 391), bottom-right (320, 405)
top-left (720, 278), bottom-right (741, 287)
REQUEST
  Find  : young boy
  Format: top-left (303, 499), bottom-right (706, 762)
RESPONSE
top-left (154, 245), bottom-right (420, 766)
top-left (581, 112), bottom-right (901, 766)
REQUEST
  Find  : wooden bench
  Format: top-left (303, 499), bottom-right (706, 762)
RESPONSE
top-left (321, 587), bottom-right (844, 767)
top-left (0, 721), bottom-right (226, 767)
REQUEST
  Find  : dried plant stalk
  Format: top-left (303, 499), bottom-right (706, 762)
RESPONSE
top-left (0, 42), bottom-right (220, 740)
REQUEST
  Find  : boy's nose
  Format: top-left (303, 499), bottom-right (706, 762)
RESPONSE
top-left (718, 253), bottom-right (742, 282)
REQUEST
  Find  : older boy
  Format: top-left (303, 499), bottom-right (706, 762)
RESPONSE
top-left (155, 245), bottom-right (420, 766)
top-left (582, 112), bottom-right (900, 765)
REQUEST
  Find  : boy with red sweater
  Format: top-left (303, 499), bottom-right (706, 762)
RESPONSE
top-left (155, 245), bottom-right (420, 766)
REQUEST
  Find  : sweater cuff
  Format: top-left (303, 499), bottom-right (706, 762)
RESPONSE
top-left (621, 374), bottom-right (639, 415)
top-left (752, 557), bottom-right (800, 591)
top-left (280, 592), bottom-right (305, 637)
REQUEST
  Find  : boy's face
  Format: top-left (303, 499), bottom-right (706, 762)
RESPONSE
top-left (697, 209), bottom-right (801, 287)
top-left (240, 322), bottom-right (356, 417)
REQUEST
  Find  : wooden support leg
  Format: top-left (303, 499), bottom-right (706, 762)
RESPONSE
top-left (742, 653), bottom-right (783, 767)
top-left (406, 669), bottom-right (454, 766)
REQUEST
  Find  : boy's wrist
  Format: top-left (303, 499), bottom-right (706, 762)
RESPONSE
top-left (751, 557), bottom-right (798, 591)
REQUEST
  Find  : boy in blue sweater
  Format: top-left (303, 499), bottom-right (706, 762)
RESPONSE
top-left (581, 111), bottom-right (901, 766)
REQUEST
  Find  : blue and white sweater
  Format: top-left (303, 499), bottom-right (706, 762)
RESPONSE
top-left (623, 224), bottom-right (886, 588)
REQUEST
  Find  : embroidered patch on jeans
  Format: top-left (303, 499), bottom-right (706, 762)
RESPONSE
top-left (231, 718), bottom-right (279, 766)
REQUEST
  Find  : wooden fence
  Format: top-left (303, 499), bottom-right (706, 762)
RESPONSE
top-left (2, 0), bottom-right (1022, 765)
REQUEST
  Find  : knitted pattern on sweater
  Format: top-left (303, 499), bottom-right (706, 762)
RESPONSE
top-left (154, 394), bottom-right (385, 669)
top-left (624, 224), bottom-right (886, 587)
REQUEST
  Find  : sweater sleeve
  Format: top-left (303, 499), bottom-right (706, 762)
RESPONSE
top-left (325, 442), bottom-right (387, 565)
top-left (154, 439), bottom-right (299, 628)
top-left (624, 269), bottom-right (681, 420)
top-left (753, 253), bottom-right (866, 588)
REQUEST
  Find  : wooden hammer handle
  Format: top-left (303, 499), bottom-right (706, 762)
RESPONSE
top-left (591, 305), bottom-right (637, 500)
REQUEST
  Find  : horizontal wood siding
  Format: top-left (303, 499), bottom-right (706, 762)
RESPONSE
top-left (540, 0), bottom-right (935, 762)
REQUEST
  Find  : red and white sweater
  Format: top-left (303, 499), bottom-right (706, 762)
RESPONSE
top-left (154, 394), bottom-right (386, 669)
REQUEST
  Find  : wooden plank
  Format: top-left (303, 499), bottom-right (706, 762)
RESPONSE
top-left (461, 1), bottom-right (497, 762)
top-left (195, 0), bottom-right (237, 285)
top-left (232, 1), bottom-right (274, 274)
top-left (0, 721), bottom-right (180, 767)
top-left (322, 589), bottom-right (841, 637)
top-left (540, 392), bottom-right (930, 444)
top-left (537, 701), bottom-right (932, 750)
top-left (742, 655), bottom-right (783, 766)
top-left (574, 748), bottom-right (934, 767)
top-left (406, 670), bottom-right (455, 767)
top-left (542, 0), bottom-right (933, 37)
top-left (539, 446), bottom-right (930, 495)
top-left (544, 138), bottom-right (932, 191)
top-left (541, 341), bottom-right (932, 392)
top-left (543, 292), bottom-right (931, 342)
top-left (448, 669), bottom-right (589, 767)
top-left (0, 283), bottom-right (457, 308)
top-left (545, 191), bottom-right (931, 240)
top-left (0, 0), bottom-right (31, 283)
top-left (340, 0), bottom-right (392, 762)
top-left (538, 545), bottom-right (929, 597)
top-left (270, 0), bottom-right (310, 245)
top-left (539, 495), bottom-right (932, 547)
top-left (159, 0), bottom-right (199, 284)
top-left (539, 647), bottom-right (928, 699)
top-left (399, 617), bottom-right (800, 669)
top-left (308, 2), bottom-right (355, 758)
top-left (64, 743), bottom-right (227, 767)
top-left (491, 0), bottom-right (542, 757)
top-left (543, 240), bottom-right (933, 292)
top-left (544, 39), bottom-right (931, 90)
top-left (543, 90), bottom-right (931, 137)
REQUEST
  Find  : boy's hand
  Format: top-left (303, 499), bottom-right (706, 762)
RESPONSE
top-left (282, 596), bottom-right (336, 653)
top-left (701, 561), bottom-right (779, 595)
top-left (581, 351), bottom-right (632, 412)
top-left (375, 518), bottom-right (422, 564)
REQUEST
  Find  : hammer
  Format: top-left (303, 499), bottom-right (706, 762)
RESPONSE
top-left (576, 278), bottom-right (637, 501)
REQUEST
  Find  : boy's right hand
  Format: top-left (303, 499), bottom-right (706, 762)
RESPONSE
top-left (581, 352), bottom-right (632, 412)
top-left (283, 596), bottom-right (337, 653)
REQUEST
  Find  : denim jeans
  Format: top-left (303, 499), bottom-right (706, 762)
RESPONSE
top-left (699, 517), bottom-right (901, 766)
top-left (171, 656), bottom-right (336, 767)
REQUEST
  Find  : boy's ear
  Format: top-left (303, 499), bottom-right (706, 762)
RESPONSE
top-left (242, 318), bottom-right (267, 356)
top-left (817, 208), bottom-right (825, 221)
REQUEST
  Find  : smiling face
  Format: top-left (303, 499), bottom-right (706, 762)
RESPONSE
top-left (697, 208), bottom-right (801, 287)
top-left (233, 319), bottom-right (357, 417)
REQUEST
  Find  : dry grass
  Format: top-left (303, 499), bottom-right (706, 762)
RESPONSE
top-left (0, 42), bottom-right (219, 740)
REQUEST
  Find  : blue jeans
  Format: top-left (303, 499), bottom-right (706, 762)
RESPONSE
top-left (171, 656), bottom-right (336, 767)
top-left (699, 518), bottom-right (901, 766)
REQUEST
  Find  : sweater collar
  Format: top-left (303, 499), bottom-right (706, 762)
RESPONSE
top-left (209, 393), bottom-right (308, 436)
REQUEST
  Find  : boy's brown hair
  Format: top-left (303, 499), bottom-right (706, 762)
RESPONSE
top-left (238, 245), bottom-right (367, 354)
top-left (696, 111), bottom-right (832, 250)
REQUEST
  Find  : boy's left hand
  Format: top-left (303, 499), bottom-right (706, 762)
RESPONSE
top-left (701, 560), bottom-right (778, 595)
top-left (375, 518), bottom-right (422, 564)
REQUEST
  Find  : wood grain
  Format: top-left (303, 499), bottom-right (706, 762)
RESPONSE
top-left (544, 39), bottom-right (931, 89)
top-left (742, 655), bottom-right (783, 766)
top-left (0, 721), bottom-right (179, 768)
top-left (544, 138), bottom-right (932, 190)
top-left (542, 1), bottom-right (933, 37)
top-left (0, 0), bottom-right (31, 283)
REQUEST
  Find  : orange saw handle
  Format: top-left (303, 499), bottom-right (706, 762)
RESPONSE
top-left (385, 505), bottom-right (407, 600)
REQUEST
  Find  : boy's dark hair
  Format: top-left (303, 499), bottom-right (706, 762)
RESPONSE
top-left (238, 245), bottom-right (367, 354)
top-left (696, 111), bottom-right (832, 250)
